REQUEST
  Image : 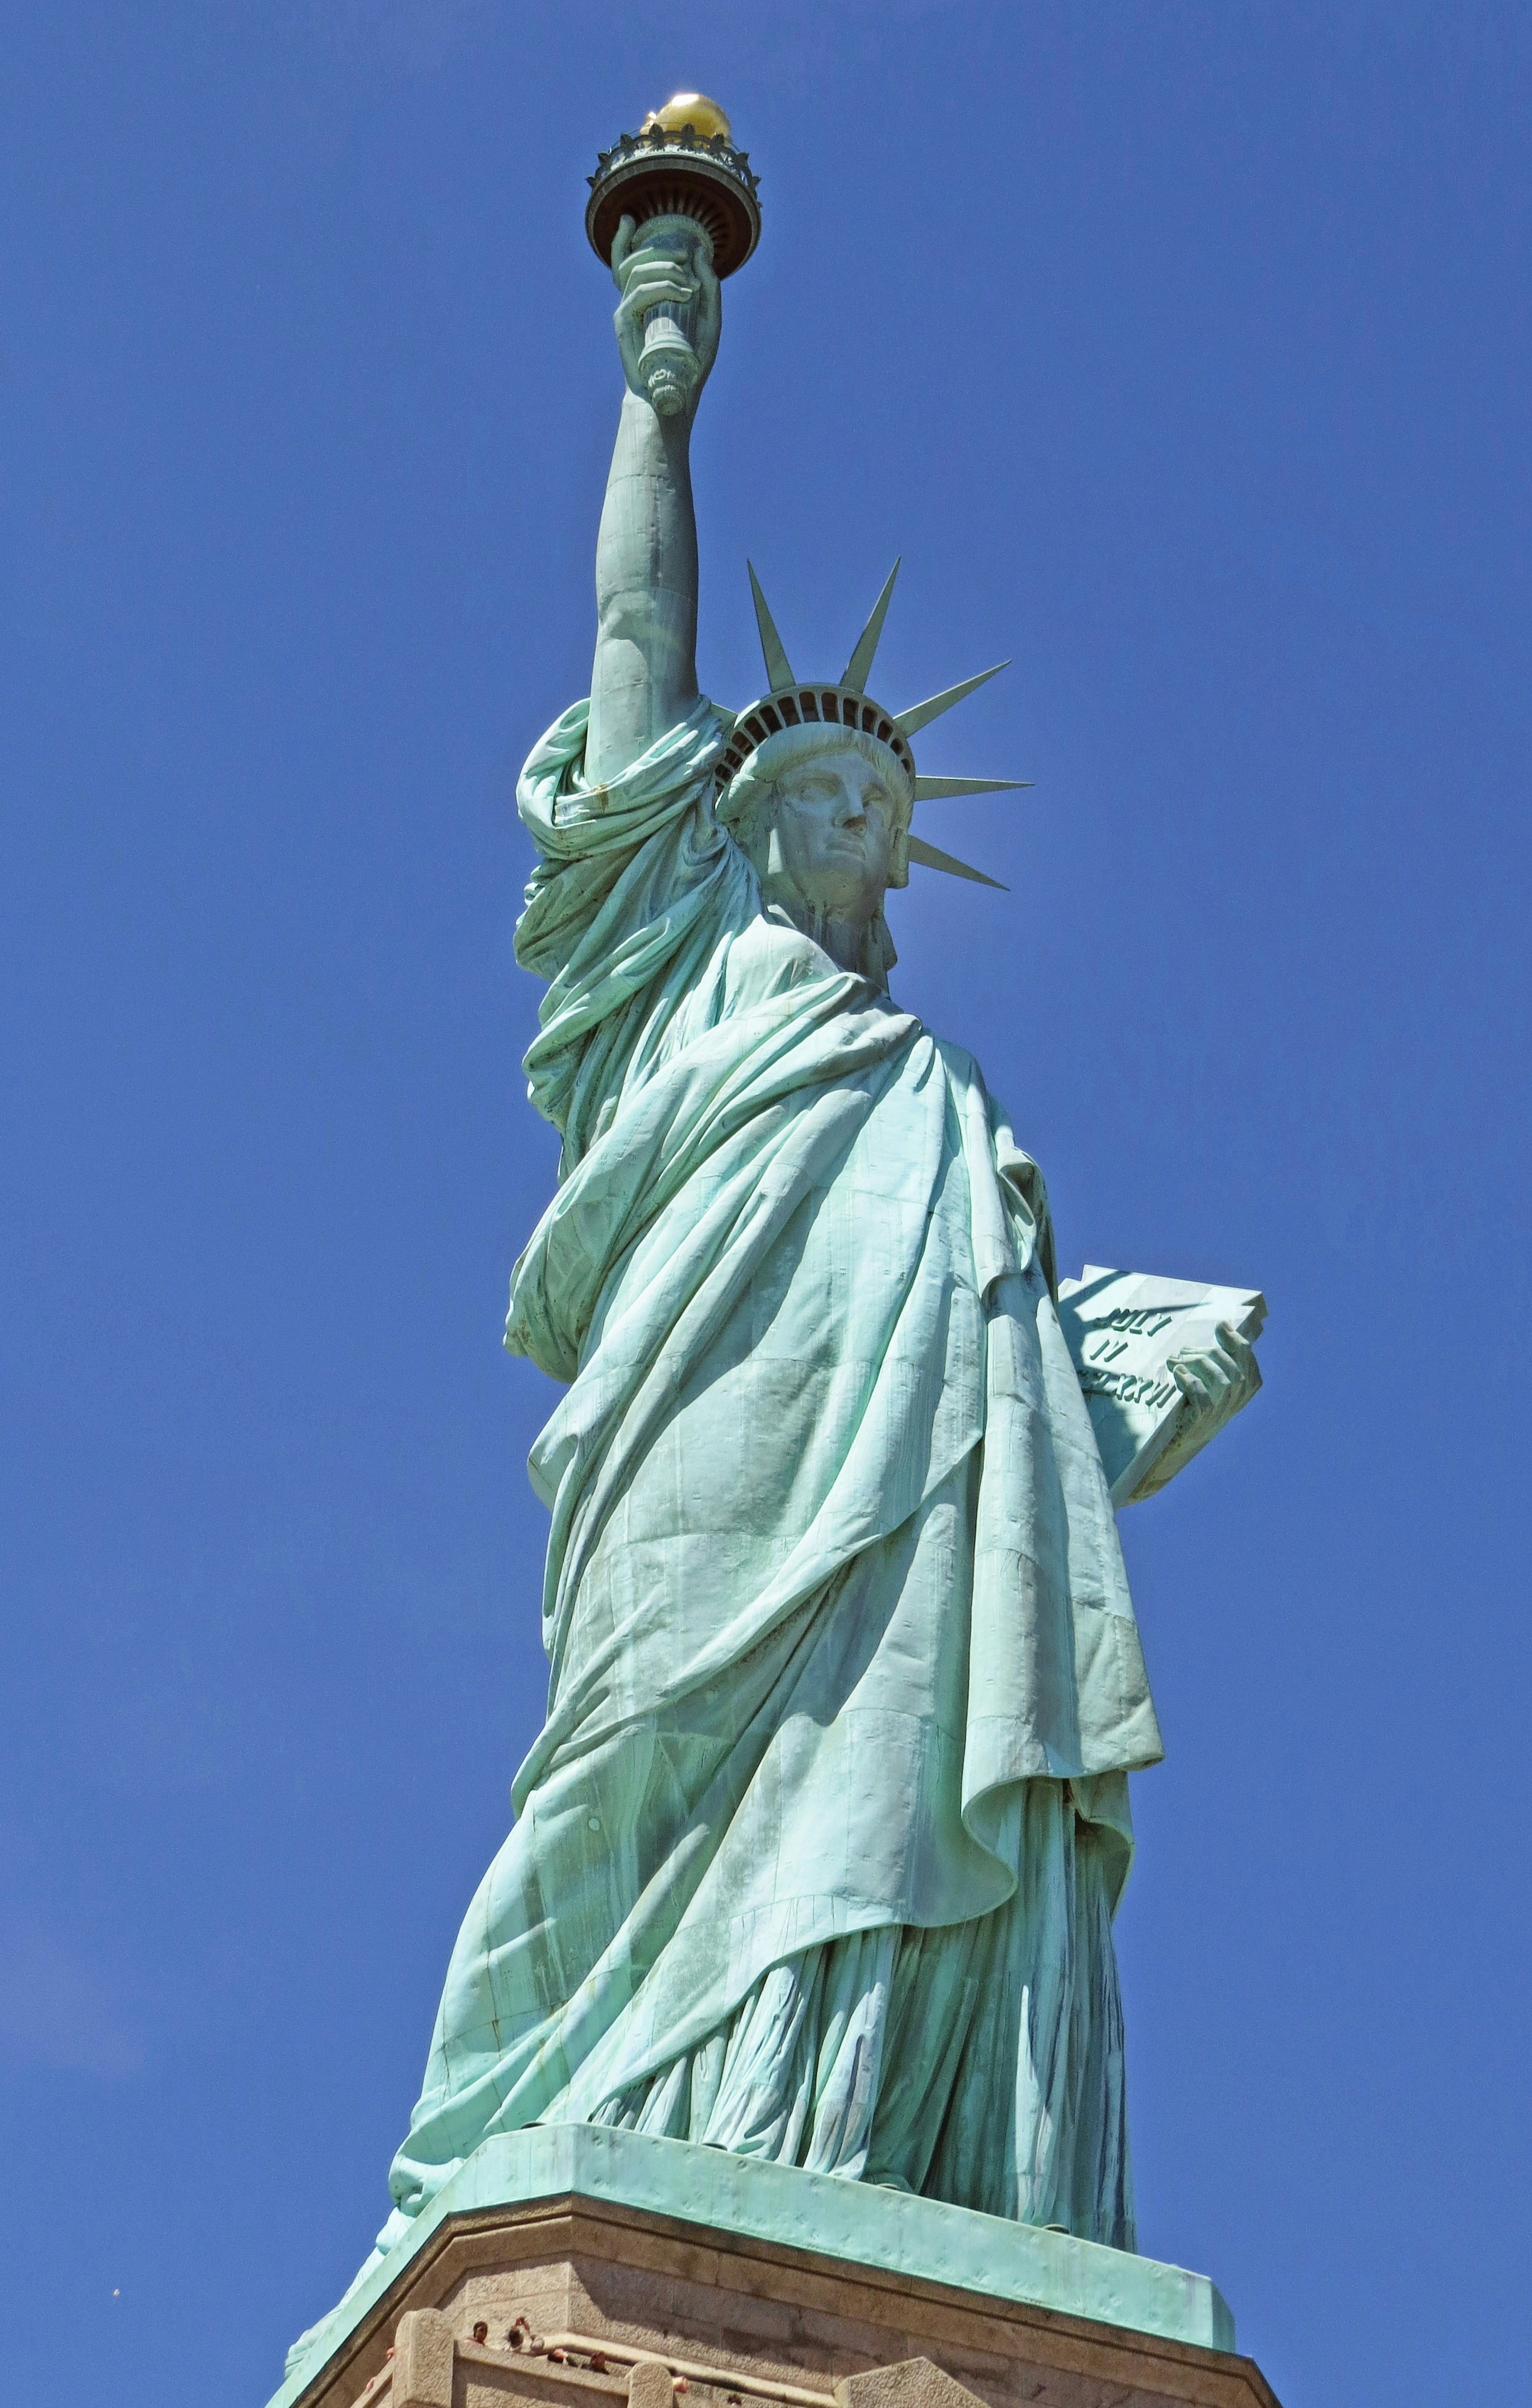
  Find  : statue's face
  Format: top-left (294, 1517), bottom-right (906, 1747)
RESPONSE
top-left (765, 749), bottom-right (902, 921)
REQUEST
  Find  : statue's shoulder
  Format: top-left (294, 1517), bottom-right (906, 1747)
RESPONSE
top-left (931, 1031), bottom-right (986, 1090)
top-left (723, 907), bottom-right (841, 1005)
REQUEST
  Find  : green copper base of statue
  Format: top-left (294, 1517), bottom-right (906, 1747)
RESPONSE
top-left (280, 96), bottom-right (1263, 2393)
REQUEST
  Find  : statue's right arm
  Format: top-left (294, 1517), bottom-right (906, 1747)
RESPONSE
top-left (586, 224), bottom-right (722, 790)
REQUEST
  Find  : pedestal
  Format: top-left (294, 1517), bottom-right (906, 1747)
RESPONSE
top-left (272, 2129), bottom-right (1278, 2408)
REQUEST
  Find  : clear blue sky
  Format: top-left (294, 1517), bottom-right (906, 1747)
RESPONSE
top-left (2, 8), bottom-right (1528, 2404)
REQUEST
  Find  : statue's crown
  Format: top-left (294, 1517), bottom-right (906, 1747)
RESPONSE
top-left (717, 563), bottom-right (1029, 888)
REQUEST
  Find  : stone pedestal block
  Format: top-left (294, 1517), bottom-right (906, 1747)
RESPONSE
top-left (273, 2130), bottom-right (1278, 2408)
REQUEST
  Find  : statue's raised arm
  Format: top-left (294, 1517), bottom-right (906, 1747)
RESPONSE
top-left (586, 217), bottom-right (721, 785)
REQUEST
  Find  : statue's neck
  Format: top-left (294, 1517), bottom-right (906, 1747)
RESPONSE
top-left (765, 893), bottom-right (888, 983)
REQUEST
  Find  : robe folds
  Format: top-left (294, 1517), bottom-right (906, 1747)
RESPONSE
top-left (382, 696), bottom-right (1165, 2259)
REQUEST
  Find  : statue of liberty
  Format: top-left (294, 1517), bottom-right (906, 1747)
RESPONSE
top-left (310, 101), bottom-right (1261, 2351)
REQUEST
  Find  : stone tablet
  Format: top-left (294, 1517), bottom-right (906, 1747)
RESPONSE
top-left (1057, 1267), bottom-right (1267, 1508)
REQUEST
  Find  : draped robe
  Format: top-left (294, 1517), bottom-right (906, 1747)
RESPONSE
top-left (378, 696), bottom-right (1165, 2263)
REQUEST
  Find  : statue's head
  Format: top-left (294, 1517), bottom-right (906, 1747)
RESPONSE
top-left (711, 563), bottom-right (1023, 974)
top-left (718, 723), bottom-right (913, 928)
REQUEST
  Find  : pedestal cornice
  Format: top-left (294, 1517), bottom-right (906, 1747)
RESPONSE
top-left (271, 2128), bottom-right (1277, 2408)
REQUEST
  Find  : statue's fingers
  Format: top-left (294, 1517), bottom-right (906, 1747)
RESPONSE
top-left (1214, 1321), bottom-right (1261, 1396)
top-left (617, 254), bottom-right (692, 290)
top-left (1172, 1345), bottom-right (1221, 1378)
top-left (621, 249), bottom-right (693, 281)
top-left (1171, 1361), bottom-right (1211, 1408)
top-left (617, 265), bottom-right (696, 316)
top-left (1176, 1349), bottom-right (1230, 1406)
top-left (1207, 1347), bottom-right (1239, 1393)
top-left (610, 215), bottom-right (637, 286)
top-left (695, 265), bottom-right (722, 347)
top-left (618, 242), bottom-right (695, 283)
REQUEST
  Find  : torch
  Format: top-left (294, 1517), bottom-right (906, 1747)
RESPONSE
top-left (586, 94), bottom-right (762, 417)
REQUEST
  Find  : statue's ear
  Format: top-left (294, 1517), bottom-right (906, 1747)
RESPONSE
top-left (889, 825), bottom-right (910, 889)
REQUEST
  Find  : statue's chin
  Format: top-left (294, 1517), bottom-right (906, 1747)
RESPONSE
top-left (760, 868), bottom-right (888, 924)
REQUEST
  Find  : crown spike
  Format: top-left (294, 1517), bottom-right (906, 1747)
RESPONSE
top-left (906, 834), bottom-right (1008, 889)
top-left (894, 660), bottom-right (1009, 738)
top-left (841, 558), bottom-right (900, 692)
top-left (747, 562), bottom-right (795, 690)
top-left (914, 775), bottom-right (1031, 802)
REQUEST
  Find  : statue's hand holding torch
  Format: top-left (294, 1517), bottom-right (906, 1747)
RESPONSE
top-left (612, 212), bottom-right (721, 419)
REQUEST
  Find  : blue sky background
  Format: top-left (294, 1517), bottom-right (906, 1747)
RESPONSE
top-left (2, 7), bottom-right (1528, 2404)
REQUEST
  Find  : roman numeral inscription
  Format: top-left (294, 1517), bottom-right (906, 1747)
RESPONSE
top-left (1077, 1361), bottom-right (1180, 1410)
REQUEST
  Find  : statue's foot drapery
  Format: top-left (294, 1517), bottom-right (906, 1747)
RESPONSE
top-left (586, 1779), bottom-right (1133, 2249)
